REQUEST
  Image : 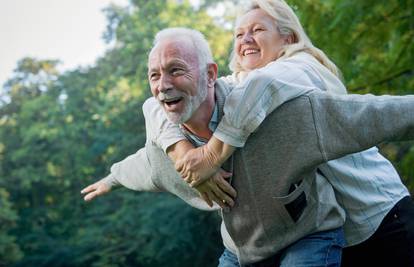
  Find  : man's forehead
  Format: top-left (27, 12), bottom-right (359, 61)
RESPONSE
top-left (148, 38), bottom-right (198, 66)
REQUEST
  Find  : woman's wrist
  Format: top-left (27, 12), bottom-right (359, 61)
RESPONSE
top-left (206, 136), bottom-right (236, 166)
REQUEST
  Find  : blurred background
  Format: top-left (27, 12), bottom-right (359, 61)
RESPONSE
top-left (0, 0), bottom-right (413, 266)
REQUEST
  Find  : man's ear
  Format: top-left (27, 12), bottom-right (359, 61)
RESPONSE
top-left (207, 63), bottom-right (218, 87)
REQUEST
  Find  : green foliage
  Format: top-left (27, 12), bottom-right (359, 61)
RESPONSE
top-left (1, 0), bottom-right (413, 266)
top-left (1, 1), bottom-right (230, 267)
top-left (0, 188), bottom-right (23, 266)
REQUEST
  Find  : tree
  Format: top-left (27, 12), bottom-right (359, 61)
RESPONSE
top-left (0, 188), bottom-right (23, 266)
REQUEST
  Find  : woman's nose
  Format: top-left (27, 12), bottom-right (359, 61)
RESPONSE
top-left (241, 32), bottom-right (254, 44)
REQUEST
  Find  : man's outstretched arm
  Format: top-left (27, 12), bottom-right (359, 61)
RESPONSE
top-left (311, 92), bottom-right (414, 161)
top-left (81, 147), bottom-right (159, 201)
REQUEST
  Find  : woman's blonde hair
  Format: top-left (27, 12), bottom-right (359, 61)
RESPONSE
top-left (230, 0), bottom-right (341, 79)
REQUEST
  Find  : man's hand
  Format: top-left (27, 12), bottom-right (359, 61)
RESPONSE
top-left (194, 169), bottom-right (236, 210)
top-left (81, 180), bottom-right (111, 202)
top-left (175, 145), bottom-right (221, 186)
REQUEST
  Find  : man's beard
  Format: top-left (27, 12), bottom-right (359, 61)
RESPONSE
top-left (166, 72), bottom-right (208, 124)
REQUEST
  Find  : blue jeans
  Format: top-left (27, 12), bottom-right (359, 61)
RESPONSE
top-left (218, 227), bottom-right (345, 267)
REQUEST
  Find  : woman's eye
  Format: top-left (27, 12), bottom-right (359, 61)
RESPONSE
top-left (254, 28), bottom-right (264, 32)
top-left (235, 33), bottom-right (243, 38)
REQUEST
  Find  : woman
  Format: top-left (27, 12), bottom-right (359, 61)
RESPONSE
top-left (157, 0), bottom-right (414, 266)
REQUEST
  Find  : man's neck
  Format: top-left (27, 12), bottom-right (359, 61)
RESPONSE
top-left (182, 91), bottom-right (215, 140)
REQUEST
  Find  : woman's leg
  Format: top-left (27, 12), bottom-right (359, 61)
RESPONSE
top-left (342, 196), bottom-right (414, 267)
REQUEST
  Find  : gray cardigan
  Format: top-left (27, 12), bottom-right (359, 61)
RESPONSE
top-left (145, 81), bottom-right (414, 264)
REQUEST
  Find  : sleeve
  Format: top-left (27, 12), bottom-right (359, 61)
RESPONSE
top-left (214, 62), bottom-right (316, 147)
top-left (101, 147), bottom-right (161, 192)
top-left (142, 97), bottom-right (186, 152)
top-left (310, 91), bottom-right (414, 161)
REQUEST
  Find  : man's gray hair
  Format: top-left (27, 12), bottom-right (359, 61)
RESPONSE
top-left (153, 27), bottom-right (214, 71)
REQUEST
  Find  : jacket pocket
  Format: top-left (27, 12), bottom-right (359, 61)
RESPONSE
top-left (273, 179), bottom-right (310, 224)
top-left (285, 190), bottom-right (307, 222)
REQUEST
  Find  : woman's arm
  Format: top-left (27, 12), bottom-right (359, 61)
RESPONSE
top-left (144, 97), bottom-right (236, 209)
top-left (175, 137), bottom-right (235, 187)
top-left (175, 61), bottom-right (315, 186)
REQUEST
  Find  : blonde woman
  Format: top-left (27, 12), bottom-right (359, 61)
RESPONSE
top-left (166, 1), bottom-right (414, 266)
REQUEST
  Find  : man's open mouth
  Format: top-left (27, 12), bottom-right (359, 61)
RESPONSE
top-left (163, 97), bottom-right (183, 107)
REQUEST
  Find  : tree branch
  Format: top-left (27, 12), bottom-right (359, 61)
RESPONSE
top-left (350, 68), bottom-right (413, 92)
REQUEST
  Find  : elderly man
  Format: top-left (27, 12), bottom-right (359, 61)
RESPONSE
top-left (82, 28), bottom-right (414, 266)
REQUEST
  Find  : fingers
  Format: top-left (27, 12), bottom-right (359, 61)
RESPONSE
top-left (219, 169), bottom-right (232, 179)
top-left (80, 183), bottom-right (98, 194)
top-left (81, 182), bottom-right (110, 202)
top-left (184, 176), bottom-right (192, 183)
top-left (208, 182), bottom-right (235, 208)
top-left (175, 159), bottom-right (184, 173)
top-left (200, 192), bottom-right (213, 207)
top-left (215, 177), bottom-right (237, 199)
top-left (196, 182), bottom-right (231, 210)
top-left (189, 169), bottom-right (232, 187)
top-left (207, 190), bottom-right (228, 210)
top-left (189, 176), bottom-right (202, 187)
top-left (176, 160), bottom-right (195, 184)
top-left (83, 191), bottom-right (98, 202)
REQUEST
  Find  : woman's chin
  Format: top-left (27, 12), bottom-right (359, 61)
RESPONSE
top-left (241, 59), bottom-right (266, 71)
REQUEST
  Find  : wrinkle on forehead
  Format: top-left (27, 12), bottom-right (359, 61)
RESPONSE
top-left (148, 38), bottom-right (199, 69)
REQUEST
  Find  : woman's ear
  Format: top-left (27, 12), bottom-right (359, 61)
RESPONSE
top-left (284, 33), bottom-right (295, 45)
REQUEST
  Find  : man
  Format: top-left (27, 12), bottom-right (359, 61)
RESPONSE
top-left (82, 28), bottom-right (414, 266)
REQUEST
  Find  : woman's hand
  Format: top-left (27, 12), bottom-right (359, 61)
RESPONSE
top-left (194, 169), bottom-right (236, 210)
top-left (175, 137), bottom-right (236, 187)
top-left (175, 145), bottom-right (221, 186)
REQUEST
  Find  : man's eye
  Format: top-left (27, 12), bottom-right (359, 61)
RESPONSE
top-left (149, 73), bottom-right (159, 81)
top-left (171, 69), bottom-right (184, 75)
top-left (235, 33), bottom-right (243, 39)
top-left (254, 28), bottom-right (264, 32)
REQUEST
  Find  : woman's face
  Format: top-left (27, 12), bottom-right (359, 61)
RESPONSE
top-left (234, 8), bottom-right (286, 71)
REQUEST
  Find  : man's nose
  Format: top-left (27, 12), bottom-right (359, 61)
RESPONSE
top-left (159, 75), bottom-right (173, 92)
top-left (241, 32), bottom-right (254, 44)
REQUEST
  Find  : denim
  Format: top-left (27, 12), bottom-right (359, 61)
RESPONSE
top-left (218, 228), bottom-right (345, 267)
top-left (279, 228), bottom-right (345, 267)
top-left (218, 248), bottom-right (240, 267)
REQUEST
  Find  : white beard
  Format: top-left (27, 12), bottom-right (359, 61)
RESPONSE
top-left (165, 72), bottom-right (208, 124)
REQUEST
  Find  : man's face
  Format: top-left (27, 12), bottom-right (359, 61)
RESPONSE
top-left (148, 39), bottom-right (208, 124)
